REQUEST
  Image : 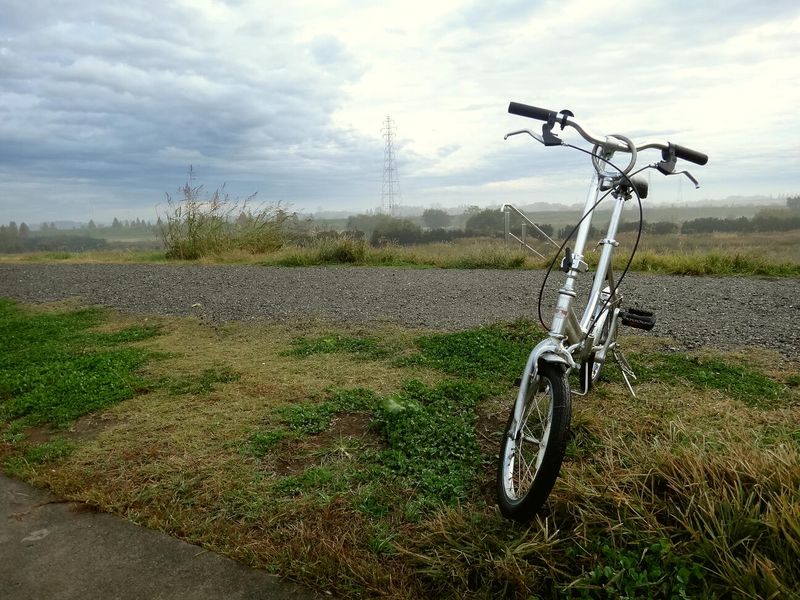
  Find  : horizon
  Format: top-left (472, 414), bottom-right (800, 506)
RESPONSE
top-left (4, 193), bottom-right (793, 230)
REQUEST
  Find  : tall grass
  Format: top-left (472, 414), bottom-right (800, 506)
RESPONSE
top-left (160, 178), bottom-right (287, 259)
top-left (262, 240), bottom-right (532, 269)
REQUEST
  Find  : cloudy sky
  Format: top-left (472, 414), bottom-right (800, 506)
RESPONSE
top-left (1, 0), bottom-right (798, 224)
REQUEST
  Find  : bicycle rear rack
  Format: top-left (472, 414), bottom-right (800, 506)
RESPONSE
top-left (501, 204), bottom-right (559, 258)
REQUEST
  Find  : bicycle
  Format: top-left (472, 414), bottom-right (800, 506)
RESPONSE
top-left (497, 101), bottom-right (708, 522)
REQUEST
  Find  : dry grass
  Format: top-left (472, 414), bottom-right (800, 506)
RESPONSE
top-left (2, 304), bottom-right (799, 599)
top-left (2, 229), bottom-right (799, 276)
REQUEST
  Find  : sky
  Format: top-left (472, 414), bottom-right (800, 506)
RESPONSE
top-left (1, 0), bottom-right (799, 224)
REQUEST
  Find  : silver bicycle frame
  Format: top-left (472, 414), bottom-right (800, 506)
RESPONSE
top-left (511, 162), bottom-right (628, 428)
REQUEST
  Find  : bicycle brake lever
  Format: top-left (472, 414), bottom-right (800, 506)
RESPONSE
top-left (504, 129), bottom-right (545, 144)
top-left (677, 170), bottom-right (700, 189)
top-left (647, 162), bottom-right (701, 189)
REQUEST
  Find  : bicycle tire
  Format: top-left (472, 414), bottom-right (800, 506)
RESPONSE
top-left (580, 304), bottom-right (615, 390)
top-left (497, 363), bottom-right (571, 521)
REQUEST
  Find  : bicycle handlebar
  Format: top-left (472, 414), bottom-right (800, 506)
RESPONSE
top-left (670, 143), bottom-right (708, 166)
top-left (508, 101), bottom-right (709, 166)
top-left (508, 102), bottom-right (557, 123)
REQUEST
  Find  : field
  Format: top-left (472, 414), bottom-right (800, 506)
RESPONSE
top-left (2, 229), bottom-right (800, 277)
top-left (2, 299), bottom-right (798, 598)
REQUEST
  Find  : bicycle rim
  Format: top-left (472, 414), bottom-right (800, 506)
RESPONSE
top-left (497, 364), bottom-right (570, 520)
top-left (583, 304), bottom-right (615, 387)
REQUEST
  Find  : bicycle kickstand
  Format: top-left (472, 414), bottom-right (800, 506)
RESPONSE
top-left (612, 347), bottom-right (638, 398)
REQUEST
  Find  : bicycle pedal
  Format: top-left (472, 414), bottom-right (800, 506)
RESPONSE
top-left (620, 307), bottom-right (656, 331)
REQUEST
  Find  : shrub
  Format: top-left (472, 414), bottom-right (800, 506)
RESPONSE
top-left (370, 218), bottom-right (424, 245)
top-left (314, 236), bottom-right (367, 264)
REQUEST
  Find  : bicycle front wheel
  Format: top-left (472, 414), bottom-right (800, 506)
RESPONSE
top-left (497, 363), bottom-right (571, 521)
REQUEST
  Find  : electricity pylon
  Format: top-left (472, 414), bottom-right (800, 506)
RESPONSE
top-left (381, 116), bottom-right (401, 216)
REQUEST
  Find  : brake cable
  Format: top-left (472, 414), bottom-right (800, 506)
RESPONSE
top-left (536, 143), bottom-right (644, 339)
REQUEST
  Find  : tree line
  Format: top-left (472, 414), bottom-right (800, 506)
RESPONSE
top-left (0, 221), bottom-right (107, 253)
top-left (344, 196), bottom-right (800, 246)
top-left (3, 196), bottom-right (797, 252)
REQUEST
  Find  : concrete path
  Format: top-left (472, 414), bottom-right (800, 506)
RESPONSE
top-left (1, 475), bottom-right (316, 600)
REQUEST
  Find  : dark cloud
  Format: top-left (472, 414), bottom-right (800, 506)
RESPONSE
top-left (0, 1), bottom-right (797, 223)
top-left (0, 1), bottom-right (382, 222)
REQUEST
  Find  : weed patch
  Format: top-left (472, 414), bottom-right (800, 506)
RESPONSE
top-left (3, 439), bottom-right (76, 478)
top-left (284, 334), bottom-right (390, 360)
top-left (372, 379), bottom-right (488, 514)
top-left (401, 320), bottom-right (540, 383)
top-left (162, 366), bottom-right (239, 395)
top-left (631, 352), bottom-right (787, 407)
top-left (0, 299), bottom-right (159, 428)
top-left (567, 539), bottom-right (705, 599)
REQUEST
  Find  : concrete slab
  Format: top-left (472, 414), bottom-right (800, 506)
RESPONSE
top-left (0, 475), bottom-right (316, 599)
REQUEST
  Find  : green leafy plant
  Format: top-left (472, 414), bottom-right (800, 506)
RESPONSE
top-left (0, 300), bottom-right (159, 428)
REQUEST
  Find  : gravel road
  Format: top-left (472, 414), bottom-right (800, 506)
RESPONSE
top-left (1, 263), bottom-right (798, 356)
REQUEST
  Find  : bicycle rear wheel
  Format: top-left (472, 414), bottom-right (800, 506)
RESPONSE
top-left (497, 363), bottom-right (571, 521)
top-left (580, 302), bottom-right (616, 390)
top-left (580, 315), bottom-right (611, 391)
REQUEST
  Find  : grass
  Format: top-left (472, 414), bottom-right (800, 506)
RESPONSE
top-left (3, 229), bottom-right (799, 277)
top-left (1, 300), bottom-right (799, 598)
top-left (0, 299), bottom-right (160, 428)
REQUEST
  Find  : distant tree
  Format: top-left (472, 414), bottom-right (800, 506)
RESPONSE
top-left (752, 208), bottom-right (800, 232)
top-left (465, 209), bottom-right (505, 236)
top-left (651, 221), bottom-right (679, 235)
top-left (88, 219), bottom-right (97, 229)
top-left (370, 218), bottom-right (423, 245)
top-left (112, 217), bottom-right (122, 229)
top-left (788, 195), bottom-right (800, 211)
top-left (422, 208), bottom-right (451, 229)
top-left (19, 222), bottom-right (30, 237)
top-left (346, 213), bottom-right (398, 237)
top-left (558, 223), bottom-right (598, 239)
top-left (0, 223), bottom-right (22, 251)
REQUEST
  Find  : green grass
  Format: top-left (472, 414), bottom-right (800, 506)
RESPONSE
top-left (371, 379), bottom-right (486, 514)
top-left (161, 366), bottom-right (239, 395)
top-left (630, 352), bottom-right (786, 407)
top-left (0, 299), bottom-right (160, 428)
top-left (3, 439), bottom-right (76, 478)
top-left (401, 320), bottom-right (540, 382)
top-left (627, 249), bottom-right (800, 277)
top-left (284, 333), bottom-right (390, 360)
top-left (2, 300), bottom-right (799, 599)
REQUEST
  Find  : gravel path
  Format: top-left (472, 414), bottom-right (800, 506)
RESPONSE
top-left (1, 263), bottom-right (798, 356)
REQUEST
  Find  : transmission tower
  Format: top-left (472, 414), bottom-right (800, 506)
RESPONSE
top-left (381, 116), bottom-right (401, 216)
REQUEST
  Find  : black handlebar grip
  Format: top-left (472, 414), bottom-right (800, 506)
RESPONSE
top-left (508, 102), bottom-right (557, 122)
top-left (672, 143), bottom-right (709, 166)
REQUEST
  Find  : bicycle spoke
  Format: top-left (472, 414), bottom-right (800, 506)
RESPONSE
top-left (505, 378), bottom-right (556, 499)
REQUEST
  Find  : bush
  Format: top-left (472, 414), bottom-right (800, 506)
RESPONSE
top-left (464, 209), bottom-right (505, 237)
top-left (370, 218), bottom-right (424, 245)
top-left (315, 237), bottom-right (367, 264)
